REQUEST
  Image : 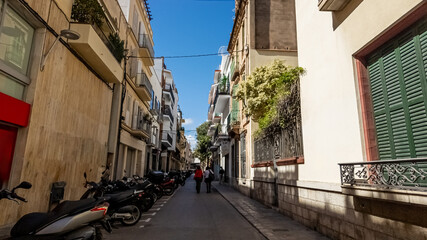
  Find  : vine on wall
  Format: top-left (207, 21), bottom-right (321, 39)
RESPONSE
top-left (235, 60), bottom-right (305, 137)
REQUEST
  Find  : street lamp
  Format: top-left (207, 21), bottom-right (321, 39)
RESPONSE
top-left (40, 29), bottom-right (80, 71)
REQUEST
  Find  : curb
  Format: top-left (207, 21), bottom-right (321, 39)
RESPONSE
top-left (212, 183), bottom-right (269, 240)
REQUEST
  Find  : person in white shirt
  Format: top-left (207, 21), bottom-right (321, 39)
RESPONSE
top-left (203, 166), bottom-right (214, 193)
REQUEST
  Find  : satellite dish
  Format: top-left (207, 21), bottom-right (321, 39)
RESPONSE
top-left (218, 46), bottom-right (228, 56)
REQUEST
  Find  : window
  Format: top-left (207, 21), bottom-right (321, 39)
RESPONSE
top-left (367, 19), bottom-right (427, 160)
top-left (240, 132), bottom-right (246, 178)
top-left (0, 0), bottom-right (35, 100)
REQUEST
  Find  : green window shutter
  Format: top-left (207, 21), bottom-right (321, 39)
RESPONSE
top-left (368, 20), bottom-right (427, 160)
top-left (231, 84), bottom-right (239, 122)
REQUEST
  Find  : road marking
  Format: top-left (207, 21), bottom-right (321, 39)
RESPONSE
top-left (142, 212), bottom-right (156, 216)
top-left (139, 225), bottom-right (144, 228)
top-left (140, 218), bottom-right (151, 223)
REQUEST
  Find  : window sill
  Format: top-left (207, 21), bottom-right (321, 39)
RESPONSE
top-left (251, 156), bottom-right (304, 168)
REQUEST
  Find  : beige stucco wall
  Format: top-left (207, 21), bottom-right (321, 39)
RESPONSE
top-left (0, 0), bottom-right (125, 227)
top-left (295, 0), bottom-right (424, 184)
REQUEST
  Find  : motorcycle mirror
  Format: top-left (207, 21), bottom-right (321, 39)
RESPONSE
top-left (16, 181), bottom-right (32, 190)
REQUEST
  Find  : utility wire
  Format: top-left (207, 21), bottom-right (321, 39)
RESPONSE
top-left (128, 49), bottom-right (242, 59)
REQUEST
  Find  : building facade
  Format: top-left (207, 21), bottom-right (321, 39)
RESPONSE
top-left (227, 0), bottom-right (299, 195)
top-left (115, 0), bottom-right (155, 179)
top-left (0, 0), bottom-right (126, 226)
top-left (223, 0), bottom-right (427, 239)
top-left (160, 66), bottom-right (179, 172)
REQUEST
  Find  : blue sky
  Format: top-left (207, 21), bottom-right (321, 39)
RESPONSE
top-left (149, 0), bottom-right (235, 149)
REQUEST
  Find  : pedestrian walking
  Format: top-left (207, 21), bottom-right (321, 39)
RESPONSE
top-left (204, 167), bottom-right (214, 193)
top-left (193, 166), bottom-right (203, 193)
top-left (219, 167), bottom-right (224, 184)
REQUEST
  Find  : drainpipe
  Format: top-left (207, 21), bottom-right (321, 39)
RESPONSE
top-left (114, 49), bottom-right (129, 180)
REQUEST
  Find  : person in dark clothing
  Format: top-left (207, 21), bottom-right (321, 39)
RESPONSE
top-left (193, 166), bottom-right (203, 193)
top-left (219, 167), bottom-right (224, 184)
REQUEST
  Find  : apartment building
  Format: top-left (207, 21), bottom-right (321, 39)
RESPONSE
top-left (111, 0), bottom-right (155, 179)
top-left (147, 57), bottom-right (164, 172)
top-left (227, 0), bottom-right (299, 195)
top-left (160, 66), bottom-right (179, 172)
top-left (0, 0), bottom-right (127, 226)
top-left (207, 55), bottom-right (232, 178)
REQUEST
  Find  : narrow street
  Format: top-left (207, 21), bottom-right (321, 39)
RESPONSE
top-left (104, 180), bottom-right (266, 240)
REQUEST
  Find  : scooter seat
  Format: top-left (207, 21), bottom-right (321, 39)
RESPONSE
top-left (104, 190), bottom-right (134, 204)
top-left (10, 198), bottom-right (98, 237)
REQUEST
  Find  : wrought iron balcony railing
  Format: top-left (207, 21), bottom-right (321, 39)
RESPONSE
top-left (136, 73), bottom-right (153, 94)
top-left (213, 83), bottom-right (230, 106)
top-left (163, 105), bottom-right (174, 122)
top-left (339, 158), bottom-right (427, 191)
top-left (138, 33), bottom-right (154, 58)
top-left (164, 83), bottom-right (175, 104)
top-left (137, 120), bottom-right (151, 136)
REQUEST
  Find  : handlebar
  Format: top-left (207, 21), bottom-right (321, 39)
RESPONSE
top-left (0, 181), bottom-right (31, 203)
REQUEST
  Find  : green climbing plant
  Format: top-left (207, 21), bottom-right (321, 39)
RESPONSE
top-left (71, 0), bottom-right (105, 26)
top-left (235, 60), bottom-right (305, 135)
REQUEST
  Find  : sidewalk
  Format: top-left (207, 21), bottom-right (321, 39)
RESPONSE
top-left (212, 182), bottom-right (330, 240)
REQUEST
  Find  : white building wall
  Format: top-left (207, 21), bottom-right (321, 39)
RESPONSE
top-left (295, 0), bottom-right (424, 183)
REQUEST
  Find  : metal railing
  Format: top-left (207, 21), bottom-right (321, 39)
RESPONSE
top-left (138, 33), bottom-right (155, 57)
top-left (163, 105), bottom-right (174, 122)
top-left (162, 132), bottom-right (173, 146)
top-left (339, 158), bottom-right (427, 191)
top-left (213, 82), bottom-right (230, 106)
top-left (226, 110), bottom-right (240, 130)
top-left (254, 125), bottom-right (304, 163)
top-left (164, 83), bottom-right (175, 103)
top-left (136, 73), bottom-right (153, 95)
top-left (137, 120), bottom-right (151, 136)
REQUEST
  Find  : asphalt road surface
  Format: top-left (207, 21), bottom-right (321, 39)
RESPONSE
top-left (104, 179), bottom-right (266, 240)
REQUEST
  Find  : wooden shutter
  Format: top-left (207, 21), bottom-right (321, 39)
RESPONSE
top-left (368, 20), bottom-right (427, 160)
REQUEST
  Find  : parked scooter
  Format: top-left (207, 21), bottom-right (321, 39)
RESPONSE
top-left (146, 171), bottom-right (175, 196)
top-left (81, 173), bottom-right (145, 226)
top-left (0, 181), bottom-right (110, 239)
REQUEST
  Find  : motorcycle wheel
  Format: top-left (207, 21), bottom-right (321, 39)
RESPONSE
top-left (120, 205), bottom-right (141, 226)
top-left (163, 186), bottom-right (174, 196)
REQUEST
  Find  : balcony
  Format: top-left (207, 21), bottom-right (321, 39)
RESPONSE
top-left (230, 59), bottom-right (240, 80)
top-left (213, 83), bottom-right (230, 116)
top-left (121, 121), bottom-right (150, 140)
top-left (138, 33), bottom-right (155, 66)
top-left (213, 124), bottom-right (229, 146)
top-left (212, 113), bottom-right (221, 124)
top-left (163, 105), bottom-right (174, 123)
top-left (162, 131), bottom-right (173, 147)
top-left (318, 0), bottom-right (351, 11)
top-left (207, 124), bottom-right (216, 137)
top-left (69, 23), bottom-right (123, 83)
top-left (135, 73), bottom-right (153, 101)
top-left (339, 158), bottom-right (427, 191)
top-left (163, 83), bottom-right (175, 104)
top-left (226, 110), bottom-right (240, 134)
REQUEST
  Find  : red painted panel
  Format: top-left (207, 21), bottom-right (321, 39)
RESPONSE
top-left (0, 124), bottom-right (17, 185)
top-left (0, 92), bottom-right (31, 127)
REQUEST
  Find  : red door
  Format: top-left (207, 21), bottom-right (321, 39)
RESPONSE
top-left (0, 124), bottom-right (18, 185)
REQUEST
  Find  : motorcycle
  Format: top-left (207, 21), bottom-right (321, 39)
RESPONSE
top-left (1, 181), bottom-right (110, 240)
top-left (81, 173), bottom-right (146, 226)
top-left (146, 171), bottom-right (175, 196)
